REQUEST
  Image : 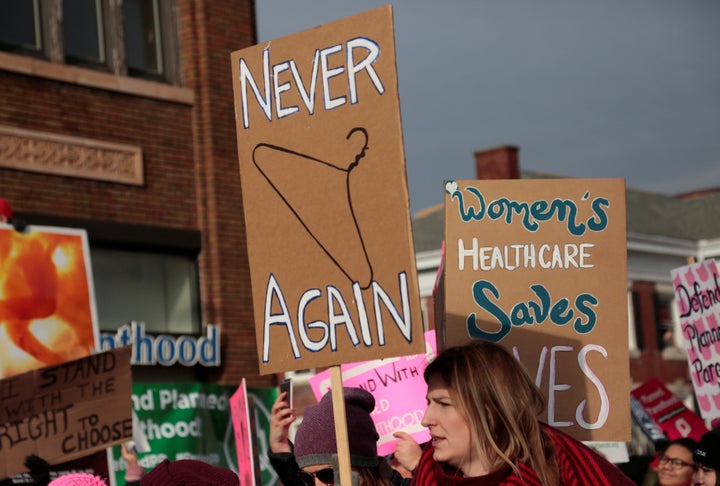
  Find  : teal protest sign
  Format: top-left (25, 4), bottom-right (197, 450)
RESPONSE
top-left (110, 383), bottom-right (279, 486)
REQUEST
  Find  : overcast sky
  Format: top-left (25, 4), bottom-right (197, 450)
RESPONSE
top-left (256, 1), bottom-right (720, 214)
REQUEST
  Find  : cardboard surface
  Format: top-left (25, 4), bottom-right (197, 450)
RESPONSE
top-left (0, 347), bottom-right (132, 479)
top-left (443, 178), bottom-right (629, 441)
top-left (0, 224), bottom-right (99, 378)
top-left (671, 259), bottom-right (720, 419)
top-left (231, 6), bottom-right (423, 374)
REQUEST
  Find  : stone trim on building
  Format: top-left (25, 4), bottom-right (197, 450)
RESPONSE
top-left (0, 125), bottom-right (143, 185)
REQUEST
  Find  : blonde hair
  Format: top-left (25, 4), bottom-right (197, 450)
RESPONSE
top-left (424, 340), bottom-right (559, 485)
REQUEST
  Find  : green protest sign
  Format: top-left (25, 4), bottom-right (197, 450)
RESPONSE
top-left (110, 383), bottom-right (278, 486)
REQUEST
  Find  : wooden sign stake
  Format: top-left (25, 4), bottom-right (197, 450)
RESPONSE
top-left (330, 365), bottom-right (352, 485)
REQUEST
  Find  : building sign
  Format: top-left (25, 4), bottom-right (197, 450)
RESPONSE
top-left (672, 259), bottom-right (720, 419)
top-left (230, 6), bottom-right (423, 374)
top-left (99, 321), bottom-right (220, 366)
top-left (442, 178), bottom-right (629, 441)
top-left (0, 347), bottom-right (132, 479)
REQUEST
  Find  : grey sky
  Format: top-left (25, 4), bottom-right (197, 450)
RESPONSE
top-left (256, 1), bottom-right (720, 214)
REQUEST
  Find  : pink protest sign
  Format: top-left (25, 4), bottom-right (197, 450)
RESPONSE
top-left (309, 331), bottom-right (437, 455)
top-left (672, 259), bottom-right (720, 419)
top-left (631, 378), bottom-right (707, 441)
top-left (229, 379), bottom-right (255, 485)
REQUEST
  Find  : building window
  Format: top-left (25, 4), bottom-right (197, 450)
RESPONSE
top-left (0, 1), bottom-right (41, 53)
top-left (123, 0), bottom-right (162, 77)
top-left (91, 248), bottom-right (201, 334)
top-left (63, 0), bottom-right (105, 67)
top-left (654, 284), bottom-right (685, 360)
top-left (628, 289), bottom-right (641, 358)
top-left (0, 0), bottom-right (180, 85)
top-left (629, 288), bottom-right (645, 351)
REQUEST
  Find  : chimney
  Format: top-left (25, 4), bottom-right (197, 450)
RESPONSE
top-left (474, 145), bottom-right (519, 180)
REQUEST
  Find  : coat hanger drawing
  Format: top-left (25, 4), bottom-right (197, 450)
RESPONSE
top-left (252, 127), bottom-right (374, 289)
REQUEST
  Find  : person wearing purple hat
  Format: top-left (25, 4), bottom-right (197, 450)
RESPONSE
top-left (694, 429), bottom-right (720, 486)
top-left (293, 387), bottom-right (392, 486)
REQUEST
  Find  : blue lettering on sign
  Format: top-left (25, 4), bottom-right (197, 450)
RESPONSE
top-left (99, 322), bottom-right (220, 367)
top-left (466, 280), bottom-right (598, 342)
top-left (444, 180), bottom-right (610, 236)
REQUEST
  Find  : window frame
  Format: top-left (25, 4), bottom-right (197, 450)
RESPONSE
top-left (0, 0), bottom-right (180, 85)
top-left (654, 283), bottom-right (686, 361)
top-left (0, 0), bottom-right (43, 54)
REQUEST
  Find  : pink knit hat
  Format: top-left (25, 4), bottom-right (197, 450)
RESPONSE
top-left (48, 473), bottom-right (108, 486)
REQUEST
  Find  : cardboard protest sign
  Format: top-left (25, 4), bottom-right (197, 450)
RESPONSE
top-left (0, 347), bottom-right (132, 479)
top-left (231, 6), bottom-right (423, 374)
top-left (442, 178), bottom-right (629, 441)
top-left (229, 379), bottom-right (259, 486)
top-left (671, 259), bottom-right (720, 419)
top-left (0, 224), bottom-right (99, 378)
top-left (631, 378), bottom-right (707, 441)
top-left (310, 331), bottom-right (437, 455)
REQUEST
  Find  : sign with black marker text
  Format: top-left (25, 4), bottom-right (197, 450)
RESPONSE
top-left (0, 347), bottom-right (132, 479)
top-left (231, 6), bottom-right (423, 374)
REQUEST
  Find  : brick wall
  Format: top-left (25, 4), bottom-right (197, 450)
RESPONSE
top-left (0, 0), bottom-right (273, 387)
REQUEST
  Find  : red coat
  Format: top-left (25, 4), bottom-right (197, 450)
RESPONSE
top-left (411, 425), bottom-right (635, 486)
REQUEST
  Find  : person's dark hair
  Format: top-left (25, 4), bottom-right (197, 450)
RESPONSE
top-left (424, 340), bottom-right (559, 485)
top-left (665, 437), bottom-right (698, 454)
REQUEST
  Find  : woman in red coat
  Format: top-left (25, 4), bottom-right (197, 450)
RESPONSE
top-left (410, 340), bottom-right (635, 486)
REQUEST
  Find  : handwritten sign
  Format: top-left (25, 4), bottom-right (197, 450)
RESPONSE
top-left (631, 378), bottom-right (707, 441)
top-left (231, 6), bottom-right (423, 374)
top-left (442, 179), bottom-right (629, 441)
top-left (229, 379), bottom-right (256, 486)
top-left (672, 259), bottom-right (720, 419)
top-left (309, 331), bottom-right (436, 455)
top-left (0, 347), bottom-right (132, 479)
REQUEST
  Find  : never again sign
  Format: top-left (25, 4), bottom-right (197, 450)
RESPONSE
top-left (443, 179), bottom-right (629, 441)
top-left (231, 6), bottom-right (423, 374)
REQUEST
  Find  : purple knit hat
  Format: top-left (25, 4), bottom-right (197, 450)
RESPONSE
top-left (294, 387), bottom-right (379, 469)
top-left (140, 459), bottom-right (239, 485)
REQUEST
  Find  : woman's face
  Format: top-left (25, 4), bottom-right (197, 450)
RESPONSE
top-left (421, 373), bottom-right (480, 476)
top-left (694, 464), bottom-right (717, 486)
top-left (657, 444), bottom-right (695, 486)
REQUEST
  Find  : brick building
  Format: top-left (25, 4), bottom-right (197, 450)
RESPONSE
top-left (0, 1), bottom-right (271, 387)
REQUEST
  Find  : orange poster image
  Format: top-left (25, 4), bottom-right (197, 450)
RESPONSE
top-left (0, 224), bottom-right (98, 378)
